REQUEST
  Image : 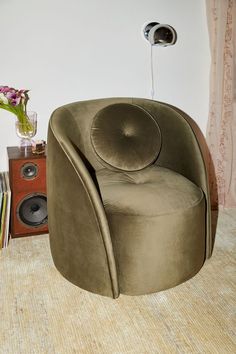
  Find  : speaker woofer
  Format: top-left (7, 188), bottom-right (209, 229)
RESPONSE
top-left (17, 194), bottom-right (48, 227)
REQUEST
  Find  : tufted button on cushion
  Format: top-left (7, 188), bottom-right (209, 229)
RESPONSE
top-left (90, 103), bottom-right (161, 171)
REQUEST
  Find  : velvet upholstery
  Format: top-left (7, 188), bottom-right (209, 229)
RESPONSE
top-left (96, 166), bottom-right (205, 295)
top-left (96, 166), bottom-right (203, 215)
top-left (91, 103), bottom-right (161, 171)
top-left (47, 97), bottom-right (212, 298)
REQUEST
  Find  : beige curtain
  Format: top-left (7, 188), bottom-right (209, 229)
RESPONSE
top-left (206, 0), bottom-right (236, 208)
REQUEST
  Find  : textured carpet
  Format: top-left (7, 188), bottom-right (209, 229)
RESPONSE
top-left (0, 209), bottom-right (236, 354)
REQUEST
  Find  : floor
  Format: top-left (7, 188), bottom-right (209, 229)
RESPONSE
top-left (0, 209), bottom-right (236, 353)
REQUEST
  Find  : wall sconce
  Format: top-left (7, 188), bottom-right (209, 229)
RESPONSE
top-left (143, 22), bottom-right (177, 47)
top-left (142, 21), bottom-right (177, 99)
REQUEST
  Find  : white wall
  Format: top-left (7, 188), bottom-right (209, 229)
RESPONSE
top-left (0, 0), bottom-right (210, 171)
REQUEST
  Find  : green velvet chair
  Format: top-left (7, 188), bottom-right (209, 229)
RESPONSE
top-left (47, 97), bottom-right (212, 298)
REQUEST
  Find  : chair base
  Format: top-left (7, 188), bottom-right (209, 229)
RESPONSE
top-left (108, 197), bottom-right (206, 296)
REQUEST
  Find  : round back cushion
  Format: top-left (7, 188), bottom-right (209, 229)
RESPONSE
top-left (90, 103), bottom-right (161, 171)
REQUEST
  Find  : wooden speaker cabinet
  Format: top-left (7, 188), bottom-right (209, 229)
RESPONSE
top-left (7, 146), bottom-right (48, 238)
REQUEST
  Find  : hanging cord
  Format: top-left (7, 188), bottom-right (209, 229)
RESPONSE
top-left (150, 44), bottom-right (155, 99)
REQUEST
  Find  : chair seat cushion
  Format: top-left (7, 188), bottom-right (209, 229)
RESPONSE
top-left (96, 165), bottom-right (203, 216)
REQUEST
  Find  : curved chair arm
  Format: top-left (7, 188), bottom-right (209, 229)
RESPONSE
top-left (133, 98), bottom-right (212, 259)
top-left (47, 108), bottom-right (119, 298)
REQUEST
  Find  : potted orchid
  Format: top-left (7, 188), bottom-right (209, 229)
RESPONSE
top-left (0, 85), bottom-right (37, 147)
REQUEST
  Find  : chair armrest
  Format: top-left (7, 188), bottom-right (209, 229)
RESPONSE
top-left (47, 112), bottom-right (119, 298)
top-left (133, 98), bottom-right (213, 259)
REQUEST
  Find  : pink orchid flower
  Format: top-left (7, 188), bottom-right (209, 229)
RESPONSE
top-left (0, 85), bottom-right (30, 125)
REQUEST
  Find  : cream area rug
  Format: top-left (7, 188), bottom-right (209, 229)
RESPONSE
top-left (0, 209), bottom-right (236, 354)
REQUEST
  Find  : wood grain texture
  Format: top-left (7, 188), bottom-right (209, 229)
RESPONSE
top-left (8, 147), bottom-right (48, 237)
top-left (0, 209), bottom-right (235, 353)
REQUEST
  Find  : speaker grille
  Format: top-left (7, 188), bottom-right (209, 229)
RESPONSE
top-left (17, 194), bottom-right (48, 227)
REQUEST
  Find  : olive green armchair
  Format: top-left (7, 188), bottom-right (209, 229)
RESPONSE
top-left (47, 97), bottom-right (212, 298)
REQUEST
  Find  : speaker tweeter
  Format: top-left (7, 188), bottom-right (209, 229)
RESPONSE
top-left (21, 162), bottom-right (38, 179)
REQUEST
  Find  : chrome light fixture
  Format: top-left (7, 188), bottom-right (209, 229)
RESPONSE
top-left (143, 22), bottom-right (177, 46)
top-left (142, 21), bottom-right (177, 100)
